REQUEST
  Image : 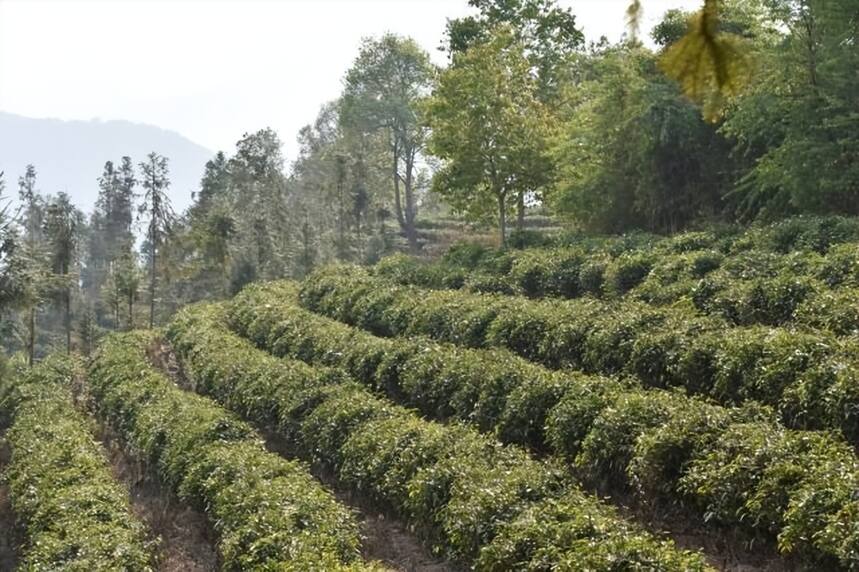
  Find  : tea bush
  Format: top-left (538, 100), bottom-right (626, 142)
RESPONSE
top-left (167, 302), bottom-right (708, 568)
top-left (1, 355), bottom-right (154, 571)
top-left (231, 281), bottom-right (859, 566)
top-left (300, 267), bottom-right (859, 437)
top-left (89, 332), bottom-right (367, 571)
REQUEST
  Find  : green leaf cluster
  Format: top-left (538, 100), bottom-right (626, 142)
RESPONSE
top-left (1, 355), bottom-right (154, 570)
top-left (88, 331), bottom-right (367, 571)
top-left (165, 302), bottom-right (709, 569)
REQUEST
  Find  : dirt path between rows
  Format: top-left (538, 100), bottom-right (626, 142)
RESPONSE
top-left (71, 368), bottom-right (219, 572)
top-left (606, 491), bottom-right (798, 572)
top-left (96, 426), bottom-right (220, 572)
top-left (149, 339), bottom-right (456, 572)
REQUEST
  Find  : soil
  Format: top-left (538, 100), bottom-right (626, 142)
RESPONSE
top-left (148, 338), bottom-right (457, 572)
top-left (599, 485), bottom-right (799, 572)
top-left (97, 427), bottom-right (220, 572)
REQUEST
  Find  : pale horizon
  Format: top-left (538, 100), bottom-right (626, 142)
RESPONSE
top-left (0, 0), bottom-right (700, 160)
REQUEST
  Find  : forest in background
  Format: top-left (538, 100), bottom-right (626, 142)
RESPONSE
top-left (0, 0), bottom-right (856, 361)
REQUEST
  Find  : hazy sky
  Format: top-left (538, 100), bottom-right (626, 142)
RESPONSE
top-left (0, 0), bottom-right (700, 159)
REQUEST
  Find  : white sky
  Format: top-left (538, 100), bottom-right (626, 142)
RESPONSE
top-left (0, 0), bottom-right (700, 158)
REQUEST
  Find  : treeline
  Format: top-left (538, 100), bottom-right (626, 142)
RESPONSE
top-left (1, 0), bottom-right (856, 358)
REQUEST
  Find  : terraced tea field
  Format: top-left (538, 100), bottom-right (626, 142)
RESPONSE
top-left (2, 217), bottom-right (859, 570)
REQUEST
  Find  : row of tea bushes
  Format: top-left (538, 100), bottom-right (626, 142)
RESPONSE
top-left (0, 355), bottom-right (154, 570)
top-left (230, 281), bottom-right (859, 567)
top-left (299, 266), bottom-right (859, 439)
top-left (378, 244), bottom-right (859, 332)
top-left (375, 219), bottom-right (859, 331)
top-left (88, 332), bottom-right (370, 571)
top-left (166, 303), bottom-right (711, 570)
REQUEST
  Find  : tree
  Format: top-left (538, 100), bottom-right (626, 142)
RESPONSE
top-left (0, 171), bottom-right (24, 312)
top-left (16, 165), bottom-right (48, 366)
top-left (292, 101), bottom-right (393, 267)
top-left (425, 29), bottom-right (552, 247)
top-left (191, 151), bottom-right (230, 220)
top-left (228, 128), bottom-right (289, 281)
top-left (340, 34), bottom-right (434, 252)
top-left (138, 152), bottom-right (174, 328)
top-left (548, 45), bottom-right (730, 233)
top-left (443, 0), bottom-right (585, 230)
top-left (719, 0), bottom-right (859, 219)
top-left (43, 192), bottom-right (83, 353)
top-left (444, 0), bottom-right (584, 102)
top-left (114, 251), bottom-right (141, 329)
top-left (83, 157), bottom-right (137, 325)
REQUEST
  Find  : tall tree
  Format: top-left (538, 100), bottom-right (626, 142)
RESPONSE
top-left (340, 34), bottom-right (434, 252)
top-left (17, 165), bottom-right (48, 366)
top-left (84, 157), bottom-right (137, 320)
top-left (425, 29), bottom-right (552, 247)
top-left (444, 0), bottom-right (584, 101)
top-left (548, 44), bottom-right (730, 233)
top-left (444, 0), bottom-right (584, 230)
top-left (43, 192), bottom-right (83, 353)
top-left (228, 128), bottom-right (289, 284)
top-left (138, 152), bottom-right (174, 328)
top-left (0, 171), bottom-right (24, 313)
top-left (719, 0), bottom-right (859, 218)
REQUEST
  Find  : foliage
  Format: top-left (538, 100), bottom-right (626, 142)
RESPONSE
top-left (425, 28), bottom-right (553, 246)
top-left (548, 45), bottom-right (730, 233)
top-left (340, 34), bottom-right (435, 251)
top-left (88, 331), bottom-right (366, 570)
top-left (1, 355), bottom-right (154, 570)
top-left (166, 301), bottom-right (707, 568)
top-left (232, 277), bottom-right (859, 565)
top-left (299, 265), bottom-right (859, 439)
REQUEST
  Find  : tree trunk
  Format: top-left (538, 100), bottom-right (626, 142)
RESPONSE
top-left (403, 148), bottom-right (418, 253)
top-left (65, 284), bottom-right (71, 354)
top-left (516, 190), bottom-right (525, 234)
top-left (498, 193), bottom-right (507, 249)
top-left (128, 295), bottom-right (134, 331)
top-left (149, 224), bottom-right (156, 329)
top-left (337, 171), bottom-right (346, 260)
top-left (28, 306), bottom-right (35, 367)
top-left (391, 144), bottom-right (405, 228)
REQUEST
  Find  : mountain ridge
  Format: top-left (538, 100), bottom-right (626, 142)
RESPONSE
top-left (0, 111), bottom-right (213, 213)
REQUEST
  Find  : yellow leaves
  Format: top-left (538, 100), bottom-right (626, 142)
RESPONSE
top-left (658, 0), bottom-right (753, 121)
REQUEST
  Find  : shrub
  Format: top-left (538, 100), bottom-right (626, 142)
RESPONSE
top-left (2, 356), bottom-right (154, 571)
top-left (577, 258), bottom-right (607, 295)
top-left (603, 252), bottom-right (655, 296)
top-left (795, 288), bottom-right (859, 336)
top-left (508, 248), bottom-right (583, 298)
top-left (171, 302), bottom-right (703, 568)
top-left (233, 279), bottom-right (859, 565)
top-left (373, 253), bottom-right (441, 288)
top-left (463, 272), bottom-right (518, 295)
top-left (478, 490), bottom-right (711, 571)
top-left (576, 391), bottom-right (685, 487)
top-left (90, 331), bottom-right (366, 570)
top-left (817, 243), bottom-right (859, 287)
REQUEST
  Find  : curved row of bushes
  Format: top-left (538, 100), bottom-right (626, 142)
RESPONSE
top-left (299, 266), bottom-right (859, 440)
top-left (230, 280), bottom-right (859, 568)
top-left (88, 332), bottom-right (370, 571)
top-left (0, 355), bottom-right (155, 570)
top-left (165, 303), bottom-right (711, 570)
top-left (377, 239), bottom-right (859, 333)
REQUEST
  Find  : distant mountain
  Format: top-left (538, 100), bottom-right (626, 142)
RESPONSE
top-left (0, 111), bottom-right (213, 214)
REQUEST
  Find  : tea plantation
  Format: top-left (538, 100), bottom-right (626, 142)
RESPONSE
top-left (3, 217), bottom-right (859, 570)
